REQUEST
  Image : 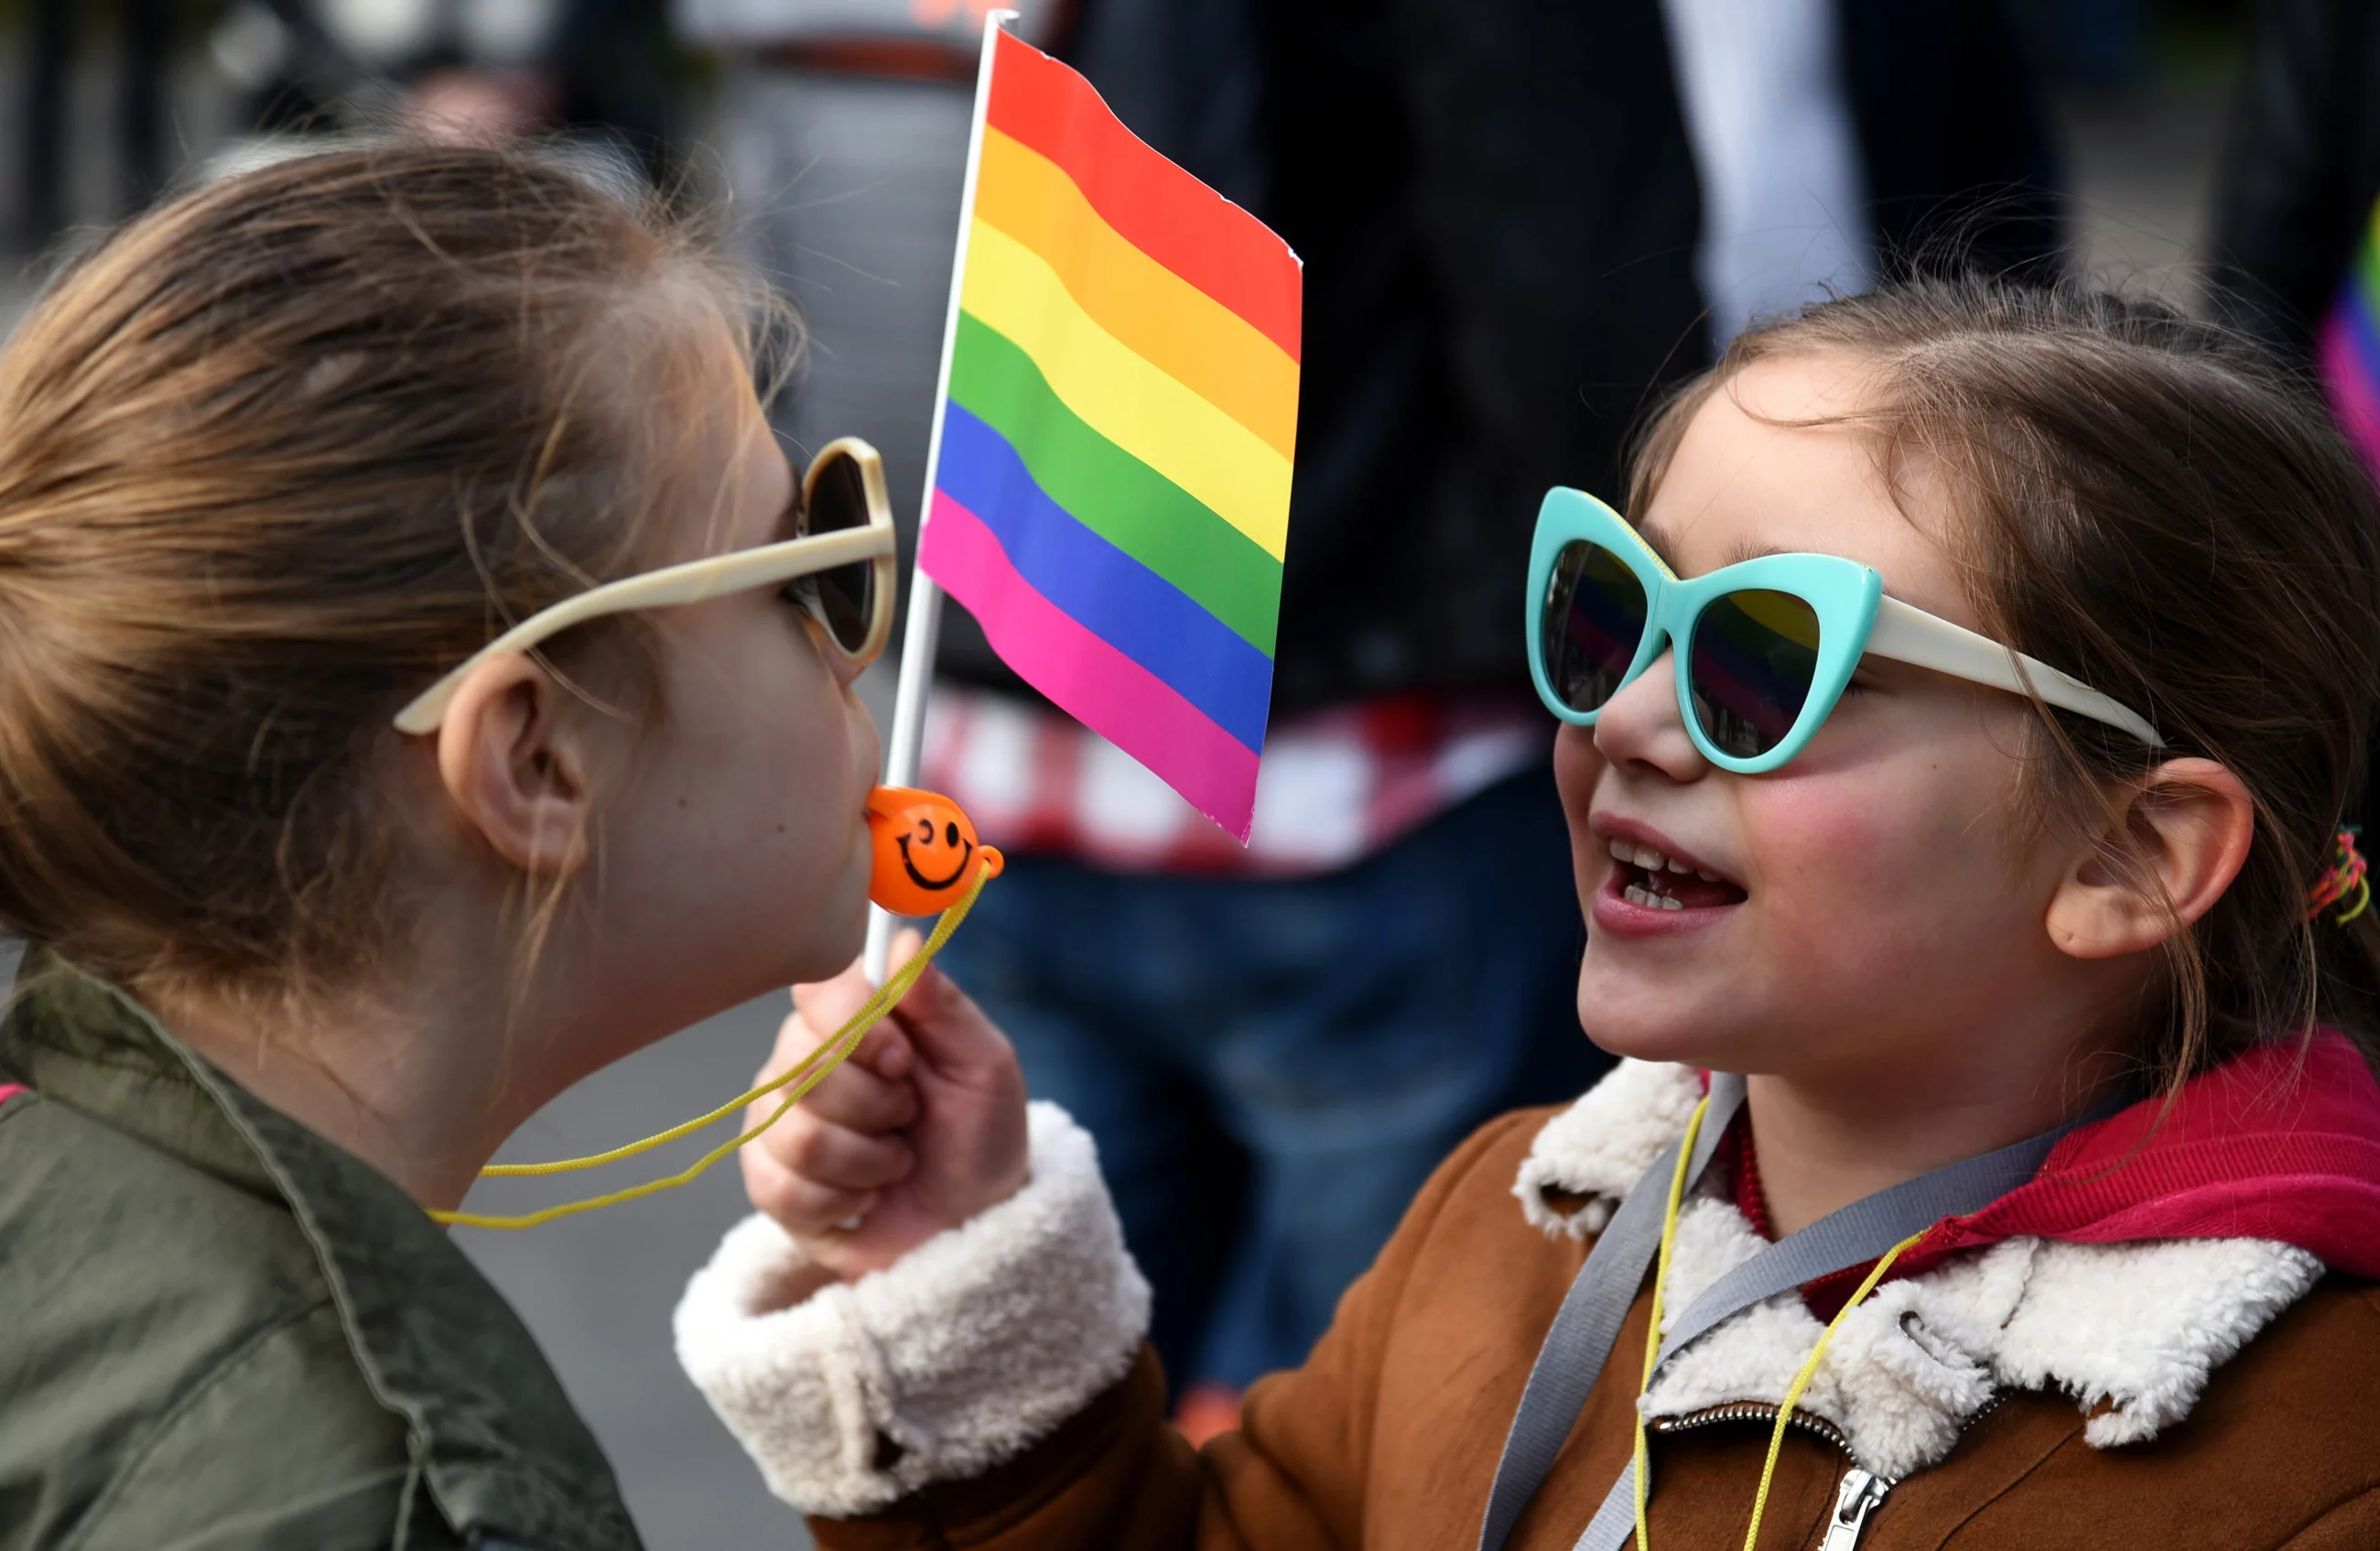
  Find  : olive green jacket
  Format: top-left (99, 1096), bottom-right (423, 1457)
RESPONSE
top-left (0, 957), bottom-right (644, 1551)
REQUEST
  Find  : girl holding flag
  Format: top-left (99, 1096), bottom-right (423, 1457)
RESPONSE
top-left (683, 279), bottom-right (2380, 1549)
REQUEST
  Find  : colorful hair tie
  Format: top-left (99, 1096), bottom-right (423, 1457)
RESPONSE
top-left (2308, 828), bottom-right (2371, 925)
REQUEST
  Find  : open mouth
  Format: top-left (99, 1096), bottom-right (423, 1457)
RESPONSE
top-left (1606, 838), bottom-right (1747, 912)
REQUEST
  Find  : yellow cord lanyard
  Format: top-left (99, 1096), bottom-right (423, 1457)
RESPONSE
top-left (427, 856), bottom-right (994, 1232)
top-left (1473, 1078), bottom-right (2112, 1551)
top-left (1631, 1097), bottom-right (1923, 1551)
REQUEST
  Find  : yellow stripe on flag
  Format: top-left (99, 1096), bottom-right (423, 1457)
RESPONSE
top-left (974, 128), bottom-right (1299, 460)
top-left (961, 218), bottom-right (1293, 561)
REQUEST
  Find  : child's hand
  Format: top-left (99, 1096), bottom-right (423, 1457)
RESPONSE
top-left (739, 930), bottom-right (1030, 1283)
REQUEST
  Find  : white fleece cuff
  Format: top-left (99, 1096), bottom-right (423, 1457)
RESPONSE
top-left (673, 1101), bottom-right (1151, 1517)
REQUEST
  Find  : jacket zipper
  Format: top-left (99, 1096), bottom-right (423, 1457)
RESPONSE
top-left (1647, 1392), bottom-right (2007, 1550)
top-left (1649, 1399), bottom-right (1860, 1453)
top-left (1821, 1469), bottom-right (1890, 1550)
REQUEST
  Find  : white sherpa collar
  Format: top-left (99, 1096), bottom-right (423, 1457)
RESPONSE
top-left (1512, 1060), bottom-right (2324, 1480)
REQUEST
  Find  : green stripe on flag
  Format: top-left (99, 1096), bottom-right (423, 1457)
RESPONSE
top-left (948, 311), bottom-right (1282, 657)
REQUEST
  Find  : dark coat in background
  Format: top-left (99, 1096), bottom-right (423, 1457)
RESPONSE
top-left (934, 0), bottom-right (2063, 717)
top-left (2209, 0), bottom-right (2380, 357)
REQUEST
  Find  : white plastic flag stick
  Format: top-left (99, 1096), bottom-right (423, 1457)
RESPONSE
top-left (863, 6), bottom-right (1016, 987)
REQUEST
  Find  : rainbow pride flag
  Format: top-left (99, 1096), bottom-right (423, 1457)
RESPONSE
top-left (2319, 193), bottom-right (2380, 486)
top-left (916, 27), bottom-right (1301, 842)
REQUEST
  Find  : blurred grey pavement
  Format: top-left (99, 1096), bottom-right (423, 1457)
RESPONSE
top-left (457, 994), bottom-right (824, 1545)
top-left (0, 29), bottom-right (2232, 1551)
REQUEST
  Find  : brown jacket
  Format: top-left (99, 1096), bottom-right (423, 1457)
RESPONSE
top-left (676, 1068), bottom-right (2380, 1551)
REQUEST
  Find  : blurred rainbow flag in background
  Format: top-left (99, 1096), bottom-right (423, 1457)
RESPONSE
top-left (2319, 195), bottom-right (2380, 487)
top-left (915, 26), bottom-right (1302, 842)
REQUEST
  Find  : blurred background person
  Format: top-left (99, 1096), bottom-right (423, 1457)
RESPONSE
top-left (671, 0), bottom-right (1066, 633)
top-left (2207, 0), bottom-right (2380, 478)
top-left (199, 0), bottom-right (677, 184)
top-left (2205, 0), bottom-right (2380, 827)
top-left (18, 0), bottom-right (168, 247)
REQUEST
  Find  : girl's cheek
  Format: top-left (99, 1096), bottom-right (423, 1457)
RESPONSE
top-left (1744, 763), bottom-right (2010, 999)
top-left (1552, 724), bottom-right (1608, 897)
top-left (1742, 778), bottom-right (1923, 959)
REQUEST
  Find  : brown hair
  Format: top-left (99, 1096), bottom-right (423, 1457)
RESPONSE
top-left (0, 142), bottom-right (774, 1003)
top-left (1628, 278), bottom-right (2380, 1091)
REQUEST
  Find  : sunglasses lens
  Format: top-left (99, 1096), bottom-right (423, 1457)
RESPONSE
top-left (802, 452), bottom-right (877, 654)
top-left (1542, 540), bottom-right (1649, 715)
top-left (1688, 590), bottom-right (1821, 760)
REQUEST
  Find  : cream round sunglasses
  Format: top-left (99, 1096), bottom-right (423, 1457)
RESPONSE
top-left (393, 438), bottom-right (897, 735)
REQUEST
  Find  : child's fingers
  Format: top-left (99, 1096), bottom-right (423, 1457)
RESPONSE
top-left (742, 1152), bottom-right (880, 1240)
top-left (784, 1036), bottom-right (923, 1132)
top-left (791, 953), bottom-right (891, 1042)
top-left (786, 963), bottom-right (919, 1078)
top-left (787, 1049), bottom-right (920, 1136)
top-left (886, 958), bottom-right (1015, 1087)
top-left (763, 1114), bottom-right (915, 1192)
top-left (882, 927), bottom-right (927, 980)
top-left (752, 1004), bottom-right (913, 1114)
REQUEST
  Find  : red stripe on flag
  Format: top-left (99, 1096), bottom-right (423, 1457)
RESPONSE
top-left (986, 28), bottom-right (1301, 363)
top-left (923, 490), bottom-right (1260, 841)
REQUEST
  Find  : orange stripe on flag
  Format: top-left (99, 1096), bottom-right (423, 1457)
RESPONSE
top-left (986, 28), bottom-right (1301, 363)
top-left (974, 127), bottom-right (1299, 459)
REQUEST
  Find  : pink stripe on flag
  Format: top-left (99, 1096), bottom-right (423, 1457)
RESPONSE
top-left (2320, 311), bottom-right (2380, 484)
top-left (0, 1084), bottom-right (27, 1107)
top-left (923, 490), bottom-right (1260, 841)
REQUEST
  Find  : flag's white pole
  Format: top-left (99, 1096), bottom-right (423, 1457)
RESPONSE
top-left (864, 6), bottom-right (1015, 986)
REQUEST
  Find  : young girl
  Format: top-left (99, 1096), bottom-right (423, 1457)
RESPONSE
top-left (0, 146), bottom-right (905, 1548)
top-left (676, 283), bottom-right (2380, 1550)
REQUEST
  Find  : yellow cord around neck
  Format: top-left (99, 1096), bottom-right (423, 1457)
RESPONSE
top-left (1631, 1096), bottom-right (1710, 1551)
top-left (1629, 1095), bottom-right (1928, 1551)
top-left (428, 860), bottom-right (994, 1231)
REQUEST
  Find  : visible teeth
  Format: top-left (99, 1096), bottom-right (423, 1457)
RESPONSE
top-left (1607, 836), bottom-right (1721, 883)
top-left (1614, 841), bottom-right (1669, 870)
top-left (1622, 884), bottom-right (1687, 912)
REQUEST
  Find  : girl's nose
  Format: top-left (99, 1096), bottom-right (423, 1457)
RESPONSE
top-left (1592, 645), bottom-right (1708, 782)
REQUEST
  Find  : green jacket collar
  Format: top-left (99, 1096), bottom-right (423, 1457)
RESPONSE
top-left (2, 955), bottom-right (644, 1551)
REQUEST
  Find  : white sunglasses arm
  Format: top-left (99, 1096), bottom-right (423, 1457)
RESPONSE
top-left (1867, 596), bottom-right (2166, 749)
top-left (390, 525), bottom-right (895, 735)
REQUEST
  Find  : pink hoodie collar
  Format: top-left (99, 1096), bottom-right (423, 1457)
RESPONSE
top-left (1933, 1028), bottom-right (2380, 1277)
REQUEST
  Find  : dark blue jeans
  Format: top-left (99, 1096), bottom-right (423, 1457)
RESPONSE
top-left (935, 768), bottom-right (1608, 1392)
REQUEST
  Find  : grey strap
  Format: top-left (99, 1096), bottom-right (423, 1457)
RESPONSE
top-left (1650, 1119), bottom-right (2079, 1372)
top-left (1481, 1083), bottom-right (2125, 1551)
top-left (1572, 1462), bottom-right (1639, 1551)
top-left (1559, 1134), bottom-right (2061, 1551)
top-left (1474, 1077), bottom-right (1744, 1551)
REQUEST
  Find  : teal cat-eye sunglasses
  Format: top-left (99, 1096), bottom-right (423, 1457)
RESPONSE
top-left (1525, 487), bottom-right (2164, 773)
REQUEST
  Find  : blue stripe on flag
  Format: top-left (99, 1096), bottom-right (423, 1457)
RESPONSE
top-left (934, 403), bottom-right (1273, 754)
top-left (2344, 276), bottom-right (2380, 389)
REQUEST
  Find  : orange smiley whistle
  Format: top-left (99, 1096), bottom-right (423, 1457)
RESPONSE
top-left (864, 786), bottom-right (1005, 916)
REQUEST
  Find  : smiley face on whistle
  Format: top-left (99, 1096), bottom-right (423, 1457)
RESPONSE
top-left (863, 787), bottom-right (1006, 916)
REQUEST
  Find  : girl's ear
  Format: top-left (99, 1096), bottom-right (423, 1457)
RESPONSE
top-left (2044, 757), bottom-right (2255, 961)
top-left (433, 654), bottom-right (595, 877)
